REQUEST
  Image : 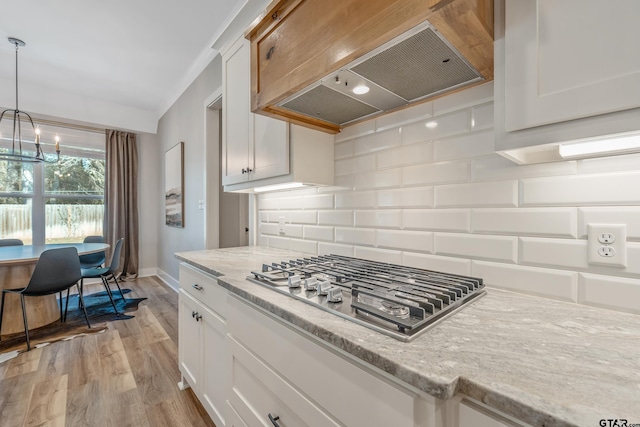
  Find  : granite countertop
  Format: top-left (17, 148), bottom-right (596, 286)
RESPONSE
top-left (175, 247), bottom-right (640, 427)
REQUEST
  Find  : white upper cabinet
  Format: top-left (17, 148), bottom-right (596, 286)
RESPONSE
top-left (495, 0), bottom-right (640, 159)
top-left (222, 36), bottom-right (289, 187)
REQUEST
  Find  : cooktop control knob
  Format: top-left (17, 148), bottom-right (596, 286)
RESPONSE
top-left (317, 279), bottom-right (332, 295)
top-left (326, 287), bottom-right (343, 303)
top-left (303, 277), bottom-right (318, 291)
top-left (287, 275), bottom-right (301, 288)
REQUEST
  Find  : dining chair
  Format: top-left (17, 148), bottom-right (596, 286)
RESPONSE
top-left (80, 238), bottom-right (125, 315)
top-left (0, 247), bottom-right (89, 351)
top-left (79, 235), bottom-right (106, 269)
top-left (0, 238), bottom-right (24, 246)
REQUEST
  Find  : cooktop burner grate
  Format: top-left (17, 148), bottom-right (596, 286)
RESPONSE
top-left (249, 254), bottom-right (485, 341)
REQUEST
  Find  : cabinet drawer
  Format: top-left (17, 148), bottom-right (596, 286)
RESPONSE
top-left (228, 295), bottom-right (434, 427)
top-left (229, 336), bottom-right (339, 427)
top-left (179, 263), bottom-right (226, 318)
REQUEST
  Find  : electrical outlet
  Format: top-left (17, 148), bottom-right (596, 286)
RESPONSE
top-left (587, 224), bottom-right (627, 267)
top-left (278, 216), bottom-right (285, 234)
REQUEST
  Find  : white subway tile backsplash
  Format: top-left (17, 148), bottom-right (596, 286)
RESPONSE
top-left (333, 174), bottom-right (354, 190)
top-left (403, 209), bottom-right (469, 232)
top-left (401, 110), bottom-right (470, 145)
top-left (521, 172), bottom-right (640, 206)
top-left (472, 261), bottom-right (578, 302)
top-left (260, 223), bottom-right (280, 236)
top-left (403, 159), bottom-right (470, 186)
top-left (375, 102), bottom-right (433, 131)
top-left (520, 237), bottom-right (587, 270)
top-left (471, 102), bottom-right (494, 130)
top-left (472, 154), bottom-right (577, 182)
top-left (377, 187), bottom-right (434, 208)
top-left (436, 180), bottom-right (518, 207)
top-left (472, 208), bottom-right (577, 237)
top-left (354, 247), bottom-right (402, 265)
top-left (284, 224), bottom-right (303, 238)
top-left (376, 230), bottom-right (433, 253)
top-left (433, 81), bottom-right (493, 115)
top-left (303, 225), bottom-right (334, 241)
top-left (336, 155), bottom-right (376, 176)
top-left (402, 252), bottom-right (472, 276)
top-left (290, 210), bottom-right (318, 224)
top-left (579, 273), bottom-right (640, 313)
top-left (256, 83), bottom-right (640, 314)
top-left (279, 196), bottom-right (304, 210)
top-left (434, 130), bottom-right (495, 162)
top-left (290, 238), bottom-right (317, 255)
top-left (334, 140), bottom-right (353, 159)
top-left (354, 169), bottom-right (402, 190)
top-left (335, 227), bottom-right (375, 246)
top-left (354, 210), bottom-right (402, 228)
top-left (354, 128), bottom-right (402, 155)
top-left (435, 233), bottom-right (518, 263)
top-left (377, 142), bottom-right (433, 169)
top-left (268, 236), bottom-right (290, 251)
top-left (577, 152), bottom-right (640, 174)
top-left (318, 210), bottom-right (353, 226)
top-left (303, 194), bottom-right (334, 209)
top-left (335, 191), bottom-right (375, 208)
top-left (335, 121), bottom-right (375, 143)
top-left (578, 207), bottom-right (640, 239)
top-left (318, 242), bottom-right (354, 257)
top-left (259, 197), bottom-right (279, 210)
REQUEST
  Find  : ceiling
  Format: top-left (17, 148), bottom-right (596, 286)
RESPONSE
top-left (0, 0), bottom-right (267, 134)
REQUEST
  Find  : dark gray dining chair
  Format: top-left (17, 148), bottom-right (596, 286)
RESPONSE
top-left (0, 238), bottom-right (24, 246)
top-left (79, 235), bottom-right (106, 269)
top-left (0, 247), bottom-right (89, 351)
top-left (80, 238), bottom-right (125, 315)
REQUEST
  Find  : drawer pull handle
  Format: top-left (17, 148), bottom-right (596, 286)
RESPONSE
top-left (268, 414), bottom-right (281, 427)
top-left (266, 46), bottom-right (275, 60)
top-left (192, 311), bottom-right (197, 318)
top-left (195, 313), bottom-right (202, 322)
top-left (192, 284), bottom-right (203, 291)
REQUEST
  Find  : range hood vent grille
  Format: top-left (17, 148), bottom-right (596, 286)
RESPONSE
top-left (351, 27), bottom-right (481, 102)
top-left (277, 23), bottom-right (483, 127)
top-left (280, 85), bottom-right (380, 125)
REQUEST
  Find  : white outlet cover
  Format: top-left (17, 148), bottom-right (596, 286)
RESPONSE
top-left (587, 224), bottom-right (627, 267)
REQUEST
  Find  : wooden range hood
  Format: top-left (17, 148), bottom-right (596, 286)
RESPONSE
top-left (246, 0), bottom-right (494, 134)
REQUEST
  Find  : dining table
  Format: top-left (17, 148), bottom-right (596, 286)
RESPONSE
top-left (0, 242), bottom-right (109, 336)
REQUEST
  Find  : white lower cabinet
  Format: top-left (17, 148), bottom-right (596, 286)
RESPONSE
top-left (178, 264), bottom-right (228, 427)
top-left (225, 294), bottom-right (436, 427)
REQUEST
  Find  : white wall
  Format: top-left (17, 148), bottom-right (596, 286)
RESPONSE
top-left (156, 56), bottom-right (223, 284)
top-left (256, 82), bottom-right (640, 315)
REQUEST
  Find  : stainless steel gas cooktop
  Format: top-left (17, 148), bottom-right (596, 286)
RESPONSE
top-left (248, 254), bottom-right (485, 341)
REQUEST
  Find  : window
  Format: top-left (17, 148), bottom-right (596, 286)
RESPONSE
top-left (0, 121), bottom-right (105, 244)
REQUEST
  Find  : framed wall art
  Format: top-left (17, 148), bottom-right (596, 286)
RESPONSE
top-left (165, 142), bottom-right (184, 227)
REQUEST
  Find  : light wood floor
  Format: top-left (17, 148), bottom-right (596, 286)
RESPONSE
top-left (0, 276), bottom-right (216, 427)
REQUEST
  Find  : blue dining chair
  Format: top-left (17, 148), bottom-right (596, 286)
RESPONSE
top-left (0, 238), bottom-right (24, 246)
top-left (80, 238), bottom-right (125, 315)
top-left (79, 235), bottom-right (106, 269)
top-left (0, 247), bottom-right (89, 351)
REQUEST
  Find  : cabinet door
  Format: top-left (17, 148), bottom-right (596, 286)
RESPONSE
top-left (504, 0), bottom-right (640, 131)
top-left (223, 36), bottom-right (251, 185)
top-left (178, 290), bottom-right (202, 392)
top-left (200, 306), bottom-right (228, 427)
top-left (250, 114), bottom-right (289, 182)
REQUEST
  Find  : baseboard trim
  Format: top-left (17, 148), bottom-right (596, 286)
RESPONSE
top-left (156, 268), bottom-right (179, 293)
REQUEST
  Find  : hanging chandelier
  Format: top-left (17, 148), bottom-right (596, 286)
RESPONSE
top-left (0, 37), bottom-right (60, 163)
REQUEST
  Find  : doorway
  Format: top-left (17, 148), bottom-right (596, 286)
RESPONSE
top-left (205, 96), bottom-right (248, 249)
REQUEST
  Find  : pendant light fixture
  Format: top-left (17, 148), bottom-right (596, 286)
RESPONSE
top-left (0, 37), bottom-right (60, 163)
